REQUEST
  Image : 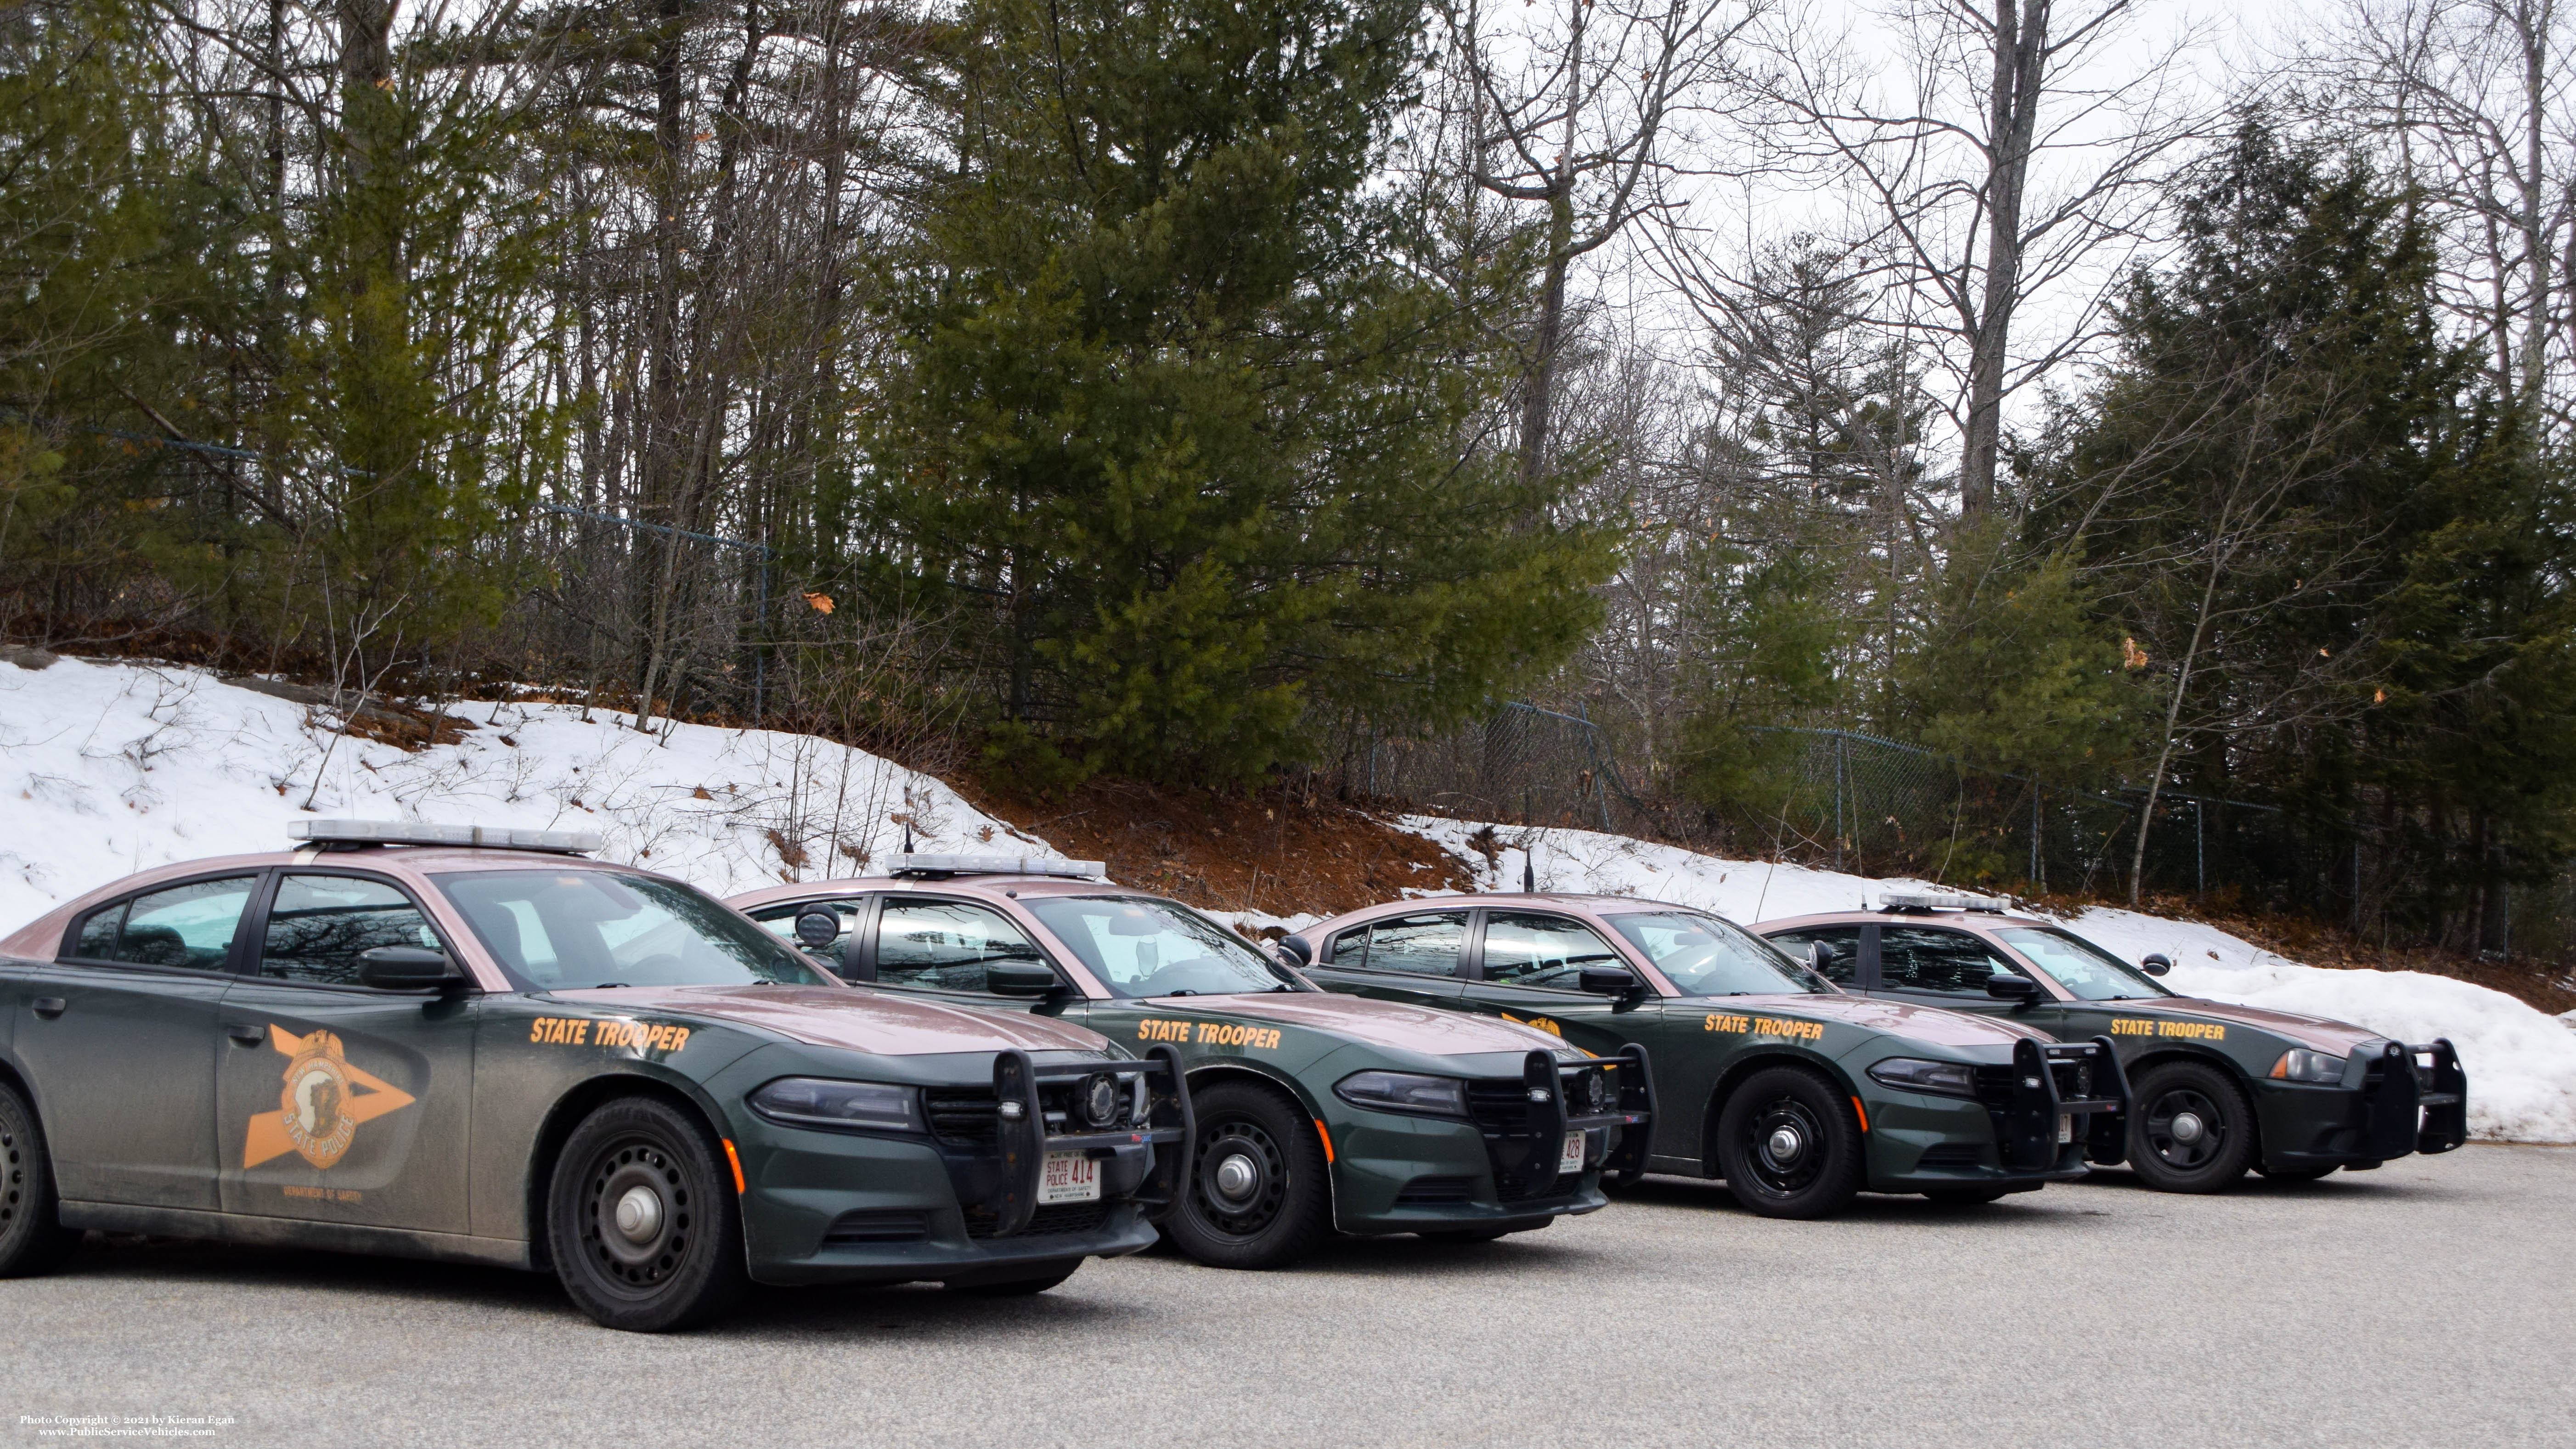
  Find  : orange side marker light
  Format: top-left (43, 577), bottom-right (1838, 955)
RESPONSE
top-left (1313, 1120), bottom-right (1335, 1163)
top-left (1850, 1097), bottom-right (1870, 1133)
top-left (722, 1138), bottom-right (747, 1194)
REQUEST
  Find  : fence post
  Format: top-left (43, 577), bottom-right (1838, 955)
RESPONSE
top-left (2031, 785), bottom-right (2041, 892)
top-left (2194, 799), bottom-right (2204, 899)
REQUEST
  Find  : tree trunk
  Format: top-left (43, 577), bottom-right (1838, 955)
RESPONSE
top-left (1960, 0), bottom-right (2048, 519)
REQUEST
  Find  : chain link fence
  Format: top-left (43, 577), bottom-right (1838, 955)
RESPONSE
top-left (1337, 702), bottom-right (1636, 832)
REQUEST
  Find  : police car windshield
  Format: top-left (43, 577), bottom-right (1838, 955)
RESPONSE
top-left (1994, 927), bottom-right (2173, 1001)
top-left (1025, 896), bottom-right (1300, 999)
top-left (437, 870), bottom-right (831, 991)
top-left (1604, 911), bottom-right (1830, 995)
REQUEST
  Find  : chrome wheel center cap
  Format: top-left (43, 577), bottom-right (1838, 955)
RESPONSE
top-left (2170, 1112), bottom-right (2205, 1145)
top-left (1767, 1127), bottom-right (1804, 1162)
top-left (1214, 1153), bottom-right (1258, 1202)
top-left (613, 1184), bottom-right (664, 1243)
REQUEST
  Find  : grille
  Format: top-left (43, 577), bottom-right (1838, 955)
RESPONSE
top-left (1394, 1175), bottom-right (1476, 1205)
top-left (1463, 1080), bottom-right (1562, 1203)
top-left (964, 1200), bottom-right (1113, 1240)
top-left (823, 1208), bottom-right (930, 1245)
top-left (926, 1072), bottom-right (1146, 1149)
top-left (1917, 1143), bottom-right (1986, 1168)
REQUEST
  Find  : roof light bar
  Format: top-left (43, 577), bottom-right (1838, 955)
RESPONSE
top-left (887, 852), bottom-right (1105, 880)
top-left (289, 819), bottom-right (604, 854)
top-left (1877, 890), bottom-right (2011, 914)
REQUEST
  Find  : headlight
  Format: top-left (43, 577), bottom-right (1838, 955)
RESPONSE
top-left (1334, 1070), bottom-right (1468, 1117)
top-left (2270, 1048), bottom-right (2347, 1084)
top-left (1867, 1057), bottom-right (1980, 1099)
top-left (749, 1077), bottom-right (924, 1133)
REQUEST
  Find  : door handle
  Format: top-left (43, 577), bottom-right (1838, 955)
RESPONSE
top-left (226, 1023), bottom-right (267, 1046)
top-left (30, 997), bottom-right (65, 1018)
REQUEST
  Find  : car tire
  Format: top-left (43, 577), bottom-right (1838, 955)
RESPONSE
top-left (1714, 1067), bottom-right (1865, 1220)
top-left (548, 1096), bottom-right (748, 1331)
top-left (0, 1082), bottom-right (79, 1278)
top-left (2128, 1061), bottom-right (2256, 1193)
top-left (1161, 1080), bottom-right (1329, 1270)
top-left (1922, 1187), bottom-right (2009, 1205)
top-left (951, 1259), bottom-right (1082, 1296)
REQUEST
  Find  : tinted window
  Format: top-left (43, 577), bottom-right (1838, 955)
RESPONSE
top-left (1612, 912), bottom-right (1830, 995)
top-left (109, 877), bottom-right (254, 970)
top-left (1879, 926), bottom-right (2018, 997)
top-left (258, 875), bottom-right (442, 986)
top-left (73, 903), bottom-right (125, 960)
top-left (874, 898), bottom-right (1046, 993)
top-left (438, 870), bottom-right (829, 990)
top-left (1763, 926), bottom-right (1862, 987)
top-left (1359, 912), bottom-right (1468, 976)
top-left (1326, 928), bottom-right (1368, 968)
top-left (1995, 927), bottom-right (2171, 1001)
top-left (1481, 912), bottom-right (1622, 989)
top-left (1025, 896), bottom-right (1295, 999)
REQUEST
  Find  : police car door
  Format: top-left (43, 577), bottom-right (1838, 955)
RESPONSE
top-left (1302, 910), bottom-right (1469, 1009)
top-left (215, 870), bottom-right (476, 1235)
top-left (1460, 910), bottom-right (1658, 1060)
top-left (865, 893), bottom-right (1084, 1024)
top-left (1872, 925), bottom-right (2031, 1024)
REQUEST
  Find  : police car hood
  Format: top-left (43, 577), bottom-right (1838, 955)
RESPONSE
top-left (2095, 995), bottom-right (2377, 1053)
top-left (1151, 993), bottom-right (1571, 1056)
top-left (573, 985), bottom-right (1114, 1056)
top-left (1729, 993), bottom-right (2052, 1050)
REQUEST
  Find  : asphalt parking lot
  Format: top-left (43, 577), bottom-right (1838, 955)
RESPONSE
top-left (5, 1145), bottom-right (2568, 1449)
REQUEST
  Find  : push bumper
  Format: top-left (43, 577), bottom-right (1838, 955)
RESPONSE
top-left (1329, 1047), bottom-right (1651, 1234)
top-left (741, 1044), bottom-right (1192, 1286)
top-left (1867, 1037), bottom-right (2131, 1195)
top-left (2257, 1037), bottom-right (2468, 1173)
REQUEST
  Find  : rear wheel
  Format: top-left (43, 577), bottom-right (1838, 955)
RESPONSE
top-left (1714, 1067), bottom-right (1865, 1220)
top-left (547, 1097), bottom-right (748, 1331)
top-left (1161, 1080), bottom-right (1328, 1269)
top-left (0, 1082), bottom-right (79, 1278)
top-left (950, 1260), bottom-right (1082, 1296)
top-left (2127, 1062), bottom-right (2255, 1193)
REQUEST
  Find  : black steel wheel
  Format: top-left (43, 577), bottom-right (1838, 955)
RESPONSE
top-left (547, 1097), bottom-right (747, 1331)
top-left (2127, 1061), bottom-right (2255, 1193)
top-left (1160, 1080), bottom-right (1327, 1269)
top-left (1714, 1066), bottom-right (1864, 1220)
top-left (0, 1082), bottom-right (79, 1278)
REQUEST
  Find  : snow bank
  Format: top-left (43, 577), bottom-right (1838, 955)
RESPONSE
top-left (1403, 816), bottom-right (2576, 1143)
top-left (0, 656), bottom-right (1038, 929)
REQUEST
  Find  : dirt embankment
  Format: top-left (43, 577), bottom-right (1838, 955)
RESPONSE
top-left (953, 778), bottom-right (1474, 927)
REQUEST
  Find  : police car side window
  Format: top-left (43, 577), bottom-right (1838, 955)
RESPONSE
top-left (259, 874), bottom-right (441, 987)
top-left (1878, 927), bottom-right (2014, 997)
top-left (751, 901), bottom-right (861, 965)
top-left (1326, 927), bottom-right (1368, 969)
top-left (874, 898), bottom-right (1045, 993)
top-left (1767, 927), bottom-right (1860, 986)
top-left (93, 876), bottom-right (256, 971)
top-left (1482, 912), bottom-right (1621, 990)
top-left (1360, 912), bottom-right (1467, 976)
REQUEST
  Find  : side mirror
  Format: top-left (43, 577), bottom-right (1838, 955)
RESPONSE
top-left (359, 945), bottom-right (461, 991)
top-left (985, 962), bottom-right (1061, 997)
top-left (793, 909), bottom-right (841, 950)
top-left (1579, 965), bottom-right (1640, 996)
top-left (1985, 971), bottom-right (2040, 1001)
top-left (1276, 934), bottom-right (1314, 967)
top-left (1809, 943), bottom-right (1834, 976)
top-left (2140, 953), bottom-right (2173, 977)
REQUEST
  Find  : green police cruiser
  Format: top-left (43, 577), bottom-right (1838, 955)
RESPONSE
top-left (0, 822), bottom-right (1192, 1331)
top-left (1291, 892), bottom-right (2130, 1218)
top-left (1758, 893), bottom-right (2468, 1191)
top-left (730, 857), bottom-right (1653, 1269)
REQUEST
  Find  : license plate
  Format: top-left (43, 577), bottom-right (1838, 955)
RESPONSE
top-left (1559, 1129), bottom-right (1587, 1175)
top-left (1040, 1150), bottom-right (1100, 1204)
top-left (2057, 1114), bottom-right (2074, 1144)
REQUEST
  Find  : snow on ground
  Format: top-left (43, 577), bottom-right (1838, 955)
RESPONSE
top-left (0, 656), bottom-right (1043, 929)
top-left (1404, 816), bottom-right (2576, 1143)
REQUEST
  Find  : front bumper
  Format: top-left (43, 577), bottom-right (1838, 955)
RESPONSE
top-left (2256, 1037), bottom-right (2468, 1173)
top-left (1866, 1037), bottom-right (2131, 1194)
top-left (1328, 1048), bottom-right (1651, 1234)
top-left (737, 1044), bottom-right (1191, 1286)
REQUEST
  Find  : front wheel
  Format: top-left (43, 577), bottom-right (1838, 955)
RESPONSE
top-left (547, 1096), bottom-right (748, 1331)
top-left (2127, 1061), bottom-right (2255, 1193)
top-left (0, 1082), bottom-right (79, 1277)
top-left (1160, 1080), bottom-right (1329, 1270)
top-left (1714, 1067), bottom-right (1865, 1220)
